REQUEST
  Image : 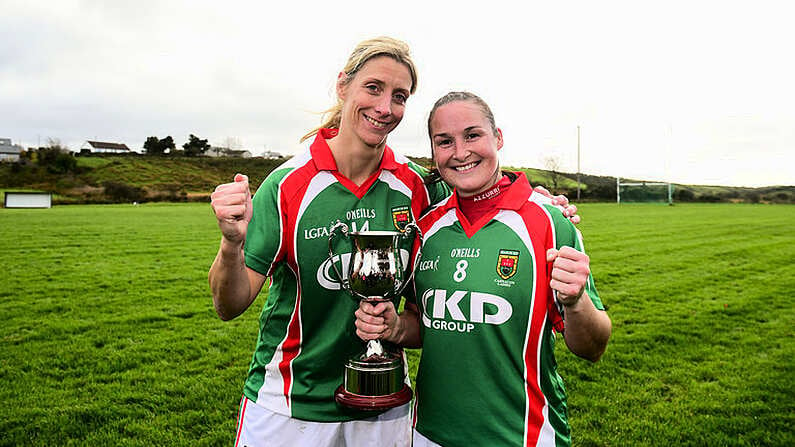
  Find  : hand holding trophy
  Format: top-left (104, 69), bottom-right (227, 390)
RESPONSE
top-left (328, 221), bottom-right (422, 410)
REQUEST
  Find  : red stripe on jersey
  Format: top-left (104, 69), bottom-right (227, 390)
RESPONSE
top-left (391, 162), bottom-right (432, 222)
top-left (234, 396), bottom-right (248, 447)
top-left (519, 204), bottom-right (556, 446)
top-left (548, 295), bottom-right (565, 333)
top-left (270, 163), bottom-right (317, 407)
top-left (278, 163), bottom-right (318, 271)
top-left (278, 279), bottom-right (303, 408)
top-left (417, 197), bottom-right (453, 236)
top-left (412, 389), bottom-right (419, 428)
top-left (266, 157), bottom-right (317, 277)
top-left (269, 160), bottom-right (317, 407)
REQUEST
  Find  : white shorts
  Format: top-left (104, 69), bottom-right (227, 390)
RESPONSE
top-left (411, 429), bottom-right (441, 447)
top-left (234, 396), bottom-right (411, 447)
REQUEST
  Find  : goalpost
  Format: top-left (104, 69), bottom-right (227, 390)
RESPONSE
top-left (616, 178), bottom-right (673, 205)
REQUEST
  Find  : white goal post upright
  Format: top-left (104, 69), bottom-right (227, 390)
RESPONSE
top-left (616, 177), bottom-right (673, 204)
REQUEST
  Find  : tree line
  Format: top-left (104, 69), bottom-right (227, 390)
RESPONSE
top-left (10, 133), bottom-right (214, 173)
top-left (13, 139), bottom-right (78, 174)
top-left (142, 134), bottom-right (210, 156)
top-left (3, 140), bottom-right (791, 205)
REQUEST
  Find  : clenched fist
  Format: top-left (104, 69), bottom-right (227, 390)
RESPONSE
top-left (546, 246), bottom-right (590, 306)
top-left (210, 173), bottom-right (253, 245)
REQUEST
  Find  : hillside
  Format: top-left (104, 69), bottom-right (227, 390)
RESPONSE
top-left (1, 155), bottom-right (285, 204)
top-left (1, 154), bottom-right (792, 205)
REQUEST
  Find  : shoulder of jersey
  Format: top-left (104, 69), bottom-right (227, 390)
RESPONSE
top-left (265, 149), bottom-right (319, 189)
top-left (417, 194), bottom-right (453, 225)
top-left (393, 152), bottom-right (435, 187)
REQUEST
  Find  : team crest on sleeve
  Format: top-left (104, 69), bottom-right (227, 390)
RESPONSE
top-left (497, 249), bottom-right (519, 280)
top-left (391, 205), bottom-right (411, 231)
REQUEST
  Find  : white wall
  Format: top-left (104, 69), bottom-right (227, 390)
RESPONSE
top-left (0, 153), bottom-right (21, 161)
top-left (4, 192), bottom-right (52, 208)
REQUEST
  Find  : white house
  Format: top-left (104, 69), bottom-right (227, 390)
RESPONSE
top-left (81, 140), bottom-right (132, 154)
top-left (225, 149), bottom-right (252, 158)
top-left (206, 147), bottom-right (253, 158)
top-left (0, 138), bottom-right (24, 161)
top-left (262, 150), bottom-right (283, 159)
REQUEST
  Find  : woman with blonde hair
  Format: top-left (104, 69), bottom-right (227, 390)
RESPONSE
top-left (209, 36), bottom-right (445, 447)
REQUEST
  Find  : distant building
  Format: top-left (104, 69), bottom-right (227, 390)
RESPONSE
top-left (226, 149), bottom-right (252, 158)
top-left (262, 150), bottom-right (283, 159)
top-left (4, 191), bottom-right (52, 208)
top-left (81, 140), bottom-right (132, 154)
top-left (0, 138), bottom-right (24, 162)
top-left (206, 147), bottom-right (253, 158)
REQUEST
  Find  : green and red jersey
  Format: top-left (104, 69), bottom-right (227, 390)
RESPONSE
top-left (243, 129), bottom-right (448, 422)
top-left (411, 172), bottom-right (604, 447)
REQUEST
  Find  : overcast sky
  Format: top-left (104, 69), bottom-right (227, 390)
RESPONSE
top-left (1, 0), bottom-right (792, 187)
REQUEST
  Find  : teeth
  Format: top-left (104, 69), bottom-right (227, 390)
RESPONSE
top-left (455, 162), bottom-right (478, 171)
top-left (365, 115), bottom-right (387, 129)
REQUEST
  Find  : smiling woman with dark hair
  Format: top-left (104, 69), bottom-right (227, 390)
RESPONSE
top-left (356, 91), bottom-right (611, 447)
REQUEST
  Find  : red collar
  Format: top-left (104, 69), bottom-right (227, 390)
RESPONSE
top-left (309, 128), bottom-right (400, 172)
top-left (442, 171), bottom-right (534, 213)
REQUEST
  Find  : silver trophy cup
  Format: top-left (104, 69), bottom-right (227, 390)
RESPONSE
top-left (328, 221), bottom-right (422, 410)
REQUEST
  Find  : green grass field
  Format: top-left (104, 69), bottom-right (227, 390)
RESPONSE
top-left (1, 203), bottom-right (793, 446)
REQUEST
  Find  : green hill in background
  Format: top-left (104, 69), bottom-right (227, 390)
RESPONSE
top-left (1, 154), bottom-right (792, 205)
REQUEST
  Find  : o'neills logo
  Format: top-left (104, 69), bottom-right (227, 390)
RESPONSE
top-left (497, 249), bottom-right (519, 280)
top-left (391, 205), bottom-right (411, 231)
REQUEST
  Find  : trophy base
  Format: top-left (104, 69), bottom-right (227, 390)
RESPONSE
top-left (336, 345), bottom-right (412, 411)
top-left (334, 384), bottom-right (412, 411)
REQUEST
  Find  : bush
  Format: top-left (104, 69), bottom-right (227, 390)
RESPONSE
top-left (581, 184), bottom-right (616, 201)
top-left (675, 189), bottom-right (696, 202)
top-left (698, 194), bottom-right (723, 203)
top-left (56, 178), bottom-right (79, 191)
top-left (720, 190), bottom-right (740, 199)
top-left (103, 181), bottom-right (145, 202)
top-left (2, 162), bottom-right (38, 187)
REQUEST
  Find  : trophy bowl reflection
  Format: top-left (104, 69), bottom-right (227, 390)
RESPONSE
top-left (328, 221), bottom-right (422, 411)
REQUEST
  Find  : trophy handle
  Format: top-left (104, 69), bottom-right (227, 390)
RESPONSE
top-left (328, 221), bottom-right (351, 292)
top-left (393, 222), bottom-right (423, 297)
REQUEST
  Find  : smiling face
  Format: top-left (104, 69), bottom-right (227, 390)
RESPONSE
top-left (430, 100), bottom-right (504, 197)
top-left (336, 56), bottom-right (413, 150)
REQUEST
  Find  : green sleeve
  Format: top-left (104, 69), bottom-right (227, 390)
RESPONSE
top-left (427, 180), bottom-right (451, 206)
top-left (406, 160), bottom-right (451, 206)
top-left (543, 204), bottom-right (604, 311)
top-left (244, 168), bottom-right (291, 276)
